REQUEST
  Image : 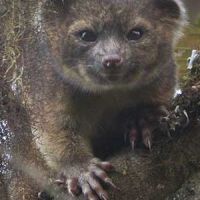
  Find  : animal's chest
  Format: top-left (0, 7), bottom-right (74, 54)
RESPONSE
top-left (74, 93), bottom-right (137, 137)
top-left (69, 90), bottom-right (154, 157)
top-left (76, 96), bottom-right (137, 157)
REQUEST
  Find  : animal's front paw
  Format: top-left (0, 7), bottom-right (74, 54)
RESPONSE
top-left (55, 158), bottom-right (117, 200)
top-left (126, 106), bottom-right (168, 150)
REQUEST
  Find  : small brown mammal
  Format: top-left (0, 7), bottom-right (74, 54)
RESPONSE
top-left (12, 0), bottom-right (186, 199)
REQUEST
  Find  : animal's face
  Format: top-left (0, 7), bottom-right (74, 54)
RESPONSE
top-left (43, 0), bottom-right (186, 92)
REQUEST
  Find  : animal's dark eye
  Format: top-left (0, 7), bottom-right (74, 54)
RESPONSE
top-left (78, 30), bottom-right (97, 42)
top-left (127, 28), bottom-right (144, 41)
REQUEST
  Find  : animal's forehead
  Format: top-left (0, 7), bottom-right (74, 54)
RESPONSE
top-left (70, 0), bottom-right (153, 22)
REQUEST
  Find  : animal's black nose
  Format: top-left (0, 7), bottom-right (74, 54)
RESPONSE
top-left (102, 54), bottom-right (122, 69)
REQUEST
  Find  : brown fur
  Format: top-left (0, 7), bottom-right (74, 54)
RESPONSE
top-left (7, 0), bottom-right (187, 199)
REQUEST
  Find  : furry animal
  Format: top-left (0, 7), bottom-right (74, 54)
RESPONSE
top-left (9, 0), bottom-right (187, 199)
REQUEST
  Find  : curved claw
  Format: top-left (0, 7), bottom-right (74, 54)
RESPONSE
top-left (90, 158), bottom-right (115, 172)
top-left (87, 173), bottom-right (109, 200)
top-left (131, 140), bottom-right (135, 151)
top-left (78, 171), bottom-right (109, 200)
top-left (80, 181), bottom-right (98, 200)
top-left (142, 127), bottom-right (152, 150)
top-left (183, 110), bottom-right (190, 128)
top-left (104, 178), bottom-right (120, 191)
top-left (100, 194), bottom-right (109, 200)
top-left (89, 164), bottom-right (117, 189)
top-left (129, 128), bottom-right (138, 150)
top-left (56, 159), bottom-right (116, 200)
top-left (147, 138), bottom-right (152, 151)
top-left (55, 179), bottom-right (65, 185)
top-left (67, 178), bottom-right (81, 196)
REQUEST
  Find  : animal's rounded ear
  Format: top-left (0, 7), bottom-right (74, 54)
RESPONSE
top-left (154, 0), bottom-right (184, 19)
